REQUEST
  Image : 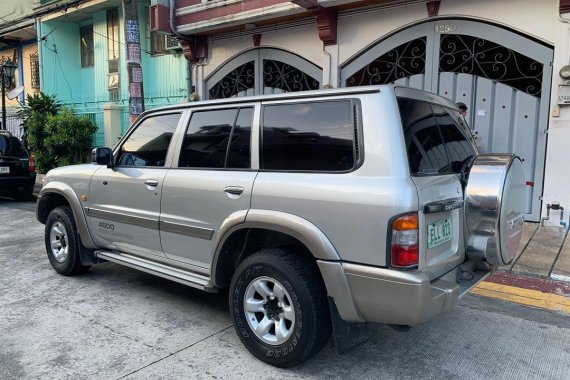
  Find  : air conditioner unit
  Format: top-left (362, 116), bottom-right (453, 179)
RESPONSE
top-left (165, 35), bottom-right (181, 51)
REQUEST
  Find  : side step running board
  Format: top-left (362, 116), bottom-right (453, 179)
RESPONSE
top-left (95, 250), bottom-right (217, 292)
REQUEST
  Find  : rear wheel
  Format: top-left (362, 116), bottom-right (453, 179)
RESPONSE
top-left (45, 206), bottom-right (90, 276)
top-left (229, 248), bottom-right (331, 368)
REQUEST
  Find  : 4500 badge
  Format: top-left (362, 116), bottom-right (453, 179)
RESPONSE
top-left (98, 221), bottom-right (115, 231)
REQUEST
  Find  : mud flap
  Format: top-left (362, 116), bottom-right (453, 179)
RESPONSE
top-left (328, 297), bottom-right (369, 354)
top-left (79, 244), bottom-right (102, 265)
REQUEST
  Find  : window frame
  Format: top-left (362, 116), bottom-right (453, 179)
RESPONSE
top-left (171, 103), bottom-right (260, 171)
top-left (113, 111), bottom-right (184, 169)
top-left (80, 25), bottom-right (94, 68)
top-left (259, 98), bottom-right (364, 174)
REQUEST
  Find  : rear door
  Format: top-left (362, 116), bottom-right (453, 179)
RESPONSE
top-left (160, 105), bottom-right (258, 270)
top-left (398, 96), bottom-right (477, 280)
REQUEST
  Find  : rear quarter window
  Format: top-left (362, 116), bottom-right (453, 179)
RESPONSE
top-left (398, 97), bottom-right (476, 176)
top-left (261, 100), bottom-right (357, 172)
top-left (8, 137), bottom-right (27, 156)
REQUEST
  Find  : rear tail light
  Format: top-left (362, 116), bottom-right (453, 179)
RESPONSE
top-left (391, 213), bottom-right (419, 268)
top-left (28, 155), bottom-right (36, 172)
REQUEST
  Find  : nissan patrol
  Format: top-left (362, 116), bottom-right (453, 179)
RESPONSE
top-left (36, 86), bottom-right (525, 367)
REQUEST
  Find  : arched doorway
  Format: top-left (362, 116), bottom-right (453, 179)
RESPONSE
top-left (341, 19), bottom-right (554, 222)
top-left (205, 48), bottom-right (322, 100)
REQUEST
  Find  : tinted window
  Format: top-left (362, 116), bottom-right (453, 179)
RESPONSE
top-left (0, 136), bottom-right (8, 154)
top-left (398, 98), bottom-right (448, 175)
top-left (227, 108), bottom-right (252, 168)
top-left (0, 136), bottom-right (26, 157)
top-left (8, 137), bottom-right (27, 157)
top-left (431, 105), bottom-right (477, 171)
top-left (178, 108), bottom-right (252, 169)
top-left (117, 113), bottom-right (180, 167)
top-left (262, 101), bottom-right (355, 171)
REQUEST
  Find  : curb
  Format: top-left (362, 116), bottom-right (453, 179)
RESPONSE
top-left (471, 271), bottom-right (570, 315)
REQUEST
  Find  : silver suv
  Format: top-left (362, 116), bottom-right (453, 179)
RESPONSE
top-left (37, 86), bottom-right (525, 367)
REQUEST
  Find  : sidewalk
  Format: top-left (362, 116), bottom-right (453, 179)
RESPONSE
top-left (473, 223), bottom-right (570, 314)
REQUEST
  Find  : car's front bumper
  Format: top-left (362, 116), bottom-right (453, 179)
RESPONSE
top-left (318, 260), bottom-right (488, 325)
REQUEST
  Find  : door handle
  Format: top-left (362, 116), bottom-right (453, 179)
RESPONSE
top-left (224, 186), bottom-right (244, 195)
top-left (144, 179), bottom-right (159, 187)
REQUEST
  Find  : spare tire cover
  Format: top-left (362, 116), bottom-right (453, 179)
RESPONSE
top-left (464, 154), bottom-right (526, 266)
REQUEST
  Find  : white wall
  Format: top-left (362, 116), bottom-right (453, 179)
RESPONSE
top-left (201, 0), bottom-right (570, 225)
top-left (542, 15), bottom-right (570, 226)
top-left (197, 24), bottom-right (323, 97)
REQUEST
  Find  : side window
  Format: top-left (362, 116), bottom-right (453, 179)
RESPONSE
top-left (262, 101), bottom-right (355, 171)
top-left (117, 113), bottom-right (180, 167)
top-left (398, 98), bottom-right (448, 175)
top-left (178, 107), bottom-right (252, 169)
top-left (431, 105), bottom-right (477, 170)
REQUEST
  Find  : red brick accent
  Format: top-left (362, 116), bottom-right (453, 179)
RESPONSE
top-left (180, 37), bottom-right (208, 63)
top-left (486, 271), bottom-right (570, 296)
top-left (562, 0), bottom-right (570, 14)
top-left (150, 4), bottom-right (171, 33)
top-left (176, 0), bottom-right (202, 7)
top-left (253, 34), bottom-right (262, 47)
top-left (315, 9), bottom-right (337, 45)
top-left (177, 0), bottom-right (291, 25)
top-left (426, 1), bottom-right (440, 17)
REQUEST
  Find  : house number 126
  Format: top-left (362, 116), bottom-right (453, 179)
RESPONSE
top-left (435, 24), bottom-right (457, 33)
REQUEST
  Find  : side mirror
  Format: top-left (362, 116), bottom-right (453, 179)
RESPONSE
top-left (92, 147), bottom-right (114, 168)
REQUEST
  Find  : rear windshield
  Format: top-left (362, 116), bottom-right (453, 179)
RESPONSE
top-left (0, 135), bottom-right (27, 157)
top-left (398, 97), bottom-right (477, 176)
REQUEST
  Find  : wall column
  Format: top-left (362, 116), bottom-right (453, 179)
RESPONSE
top-left (103, 103), bottom-right (122, 148)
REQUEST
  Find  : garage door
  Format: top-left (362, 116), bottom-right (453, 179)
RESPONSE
top-left (341, 20), bottom-right (553, 222)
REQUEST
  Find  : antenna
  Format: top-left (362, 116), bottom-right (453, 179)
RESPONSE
top-left (7, 86), bottom-right (24, 100)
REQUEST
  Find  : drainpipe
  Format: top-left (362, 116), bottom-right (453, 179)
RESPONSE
top-left (168, 0), bottom-right (189, 41)
top-left (322, 44), bottom-right (333, 88)
top-left (168, 0), bottom-right (199, 99)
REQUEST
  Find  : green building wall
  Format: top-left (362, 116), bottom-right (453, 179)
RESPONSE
top-left (39, 2), bottom-right (189, 147)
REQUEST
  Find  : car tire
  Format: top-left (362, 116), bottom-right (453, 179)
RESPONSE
top-left (45, 206), bottom-right (91, 276)
top-left (229, 248), bottom-right (331, 368)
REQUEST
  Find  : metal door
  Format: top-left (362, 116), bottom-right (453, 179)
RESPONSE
top-left (205, 48), bottom-right (322, 99)
top-left (341, 19), bottom-right (553, 221)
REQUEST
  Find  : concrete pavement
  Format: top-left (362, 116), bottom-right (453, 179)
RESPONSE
top-left (1, 199), bottom-right (570, 379)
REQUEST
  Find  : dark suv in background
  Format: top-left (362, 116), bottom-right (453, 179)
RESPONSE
top-left (0, 130), bottom-right (36, 201)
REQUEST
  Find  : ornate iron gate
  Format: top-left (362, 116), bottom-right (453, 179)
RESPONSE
top-left (341, 20), bottom-right (553, 221)
top-left (206, 48), bottom-right (322, 100)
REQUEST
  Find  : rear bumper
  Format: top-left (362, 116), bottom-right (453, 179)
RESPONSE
top-left (318, 261), bottom-right (486, 325)
top-left (0, 174), bottom-right (36, 194)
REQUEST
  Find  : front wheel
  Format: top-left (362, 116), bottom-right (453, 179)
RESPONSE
top-left (229, 249), bottom-right (331, 368)
top-left (44, 206), bottom-right (90, 276)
